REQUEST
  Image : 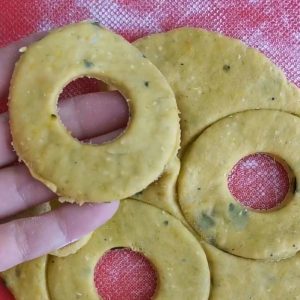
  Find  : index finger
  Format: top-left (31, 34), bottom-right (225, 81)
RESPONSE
top-left (0, 201), bottom-right (119, 272)
top-left (0, 32), bottom-right (47, 101)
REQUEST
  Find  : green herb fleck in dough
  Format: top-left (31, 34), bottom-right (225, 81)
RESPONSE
top-left (228, 203), bottom-right (249, 230)
top-left (83, 59), bottom-right (94, 68)
top-left (180, 63), bottom-right (184, 66)
top-left (144, 81), bottom-right (149, 87)
top-left (271, 96), bottom-right (276, 100)
top-left (198, 212), bottom-right (215, 230)
top-left (51, 114), bottom-right (57, 119)
top-left (142, 54), bottom-right (147, 58)
top-left (207, 236), bottom-right (217, 246)
top-left (197, 187), bottom-right (201, 190)
top-left (223, 64), bottom-right (231, 72)
top-left (163, 220), bottom-right (169, 226)
top-left (90, 21), bottom-right (103, 28)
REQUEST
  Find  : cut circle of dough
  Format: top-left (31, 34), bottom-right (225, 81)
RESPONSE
top-left (178, 110), bottom-right (300, 260)
top-left (1, 256), bottom-right (49, 300)
top-left (10, 21), bottom-right (179, 203)
top-left (134, 27), bottom-right (300, 151)
top-left (47, 199), bottom-right (210, 300)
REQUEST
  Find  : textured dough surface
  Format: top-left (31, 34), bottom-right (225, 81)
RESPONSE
top-left (134, 27), bottom-right (300, 151)
top-left (10, 21), bottom-right (179, 203)
top-left (47, 199), bottom-right (210, 300)
top-left (131, 157), bottom-right (186, 222)
top-left (179, 110), bottom-right (300, 260)
top-left (1, 256), bottom-right (49, 300)
top-left (203, 243), bottom-right (300, 299)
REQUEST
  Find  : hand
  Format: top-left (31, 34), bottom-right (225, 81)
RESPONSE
top-left (0, 33), bottom-right (129, 271)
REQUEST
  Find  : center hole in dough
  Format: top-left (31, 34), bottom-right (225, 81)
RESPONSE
top-left (227, 152), bottom-right (294, 211)
top-left (94, 248), bottom-right (158, 300)
top-left (57, 77), bottom-right (129, 145)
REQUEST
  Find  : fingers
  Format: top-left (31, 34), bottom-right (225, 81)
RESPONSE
top-left (59, 91), bottom-right (128, 140)
top-left (0, 91), bottom-right (128, 168)
top-left (0, 126), bottom-right (127, 219)
top-left (0, 201), bottom-right (119, 272)
top-left (0, 32), bottom-right (47, 100)
top-left (0, 164), bottom-right (55, 219)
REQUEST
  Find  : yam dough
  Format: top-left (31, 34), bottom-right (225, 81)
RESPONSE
top-left (178, 110), bottom-right (300, 260)
top-left (134, 27), bottom-right (300, 151)
top-left (47, 199), bottom-right (210, 300)
top-left (10, 21), bottom-right (179, 203)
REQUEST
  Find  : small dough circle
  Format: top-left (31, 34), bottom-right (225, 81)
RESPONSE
top-left (10, 22), bottom-right (179, 202)
top-left (47, 199), bottom-right (210, 300)
top-left (178, 110), bottom-right (300, 260)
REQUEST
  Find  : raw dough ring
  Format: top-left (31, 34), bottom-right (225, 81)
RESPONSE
top-left (179, 110), bottom-right (300, 260)
top-left (47, 199), bottom-right (210, 300)
top-left (9, 21), bottom-right (179, 202)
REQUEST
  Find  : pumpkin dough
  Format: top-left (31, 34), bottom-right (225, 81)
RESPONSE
top-left (134, 28), bottom-right (300, 151)
top-left (47, 199), bottom-right (210, 300)
top-left (131, 156), bottom-right (186, 222)
top-left (1, 256), bottom-right (49, 300)
top-left (203, 243), bottom-right (300, 299)
top-left (10, 21), bottom-right (179, 203)
top-left (179, 110), bottom-right (300, 260)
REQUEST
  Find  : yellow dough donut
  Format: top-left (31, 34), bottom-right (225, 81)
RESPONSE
top-left (178, 110), bottom-right (300, 260)
top-left (47, 199), bottom-right (210, 300)
top-left (203, 242), bottom-right (300, 299)
top-left (1, 256), bottom-right (49, 300)
top-left (134, 28), bottom-right (300, 151)
top-left (10, 21), bottom-right (179, 203)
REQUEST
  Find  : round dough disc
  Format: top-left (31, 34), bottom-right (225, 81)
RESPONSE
top-left (47, 199), bottom-right (210, 300)
top-left (178, 110), bottom-right (300, 260)
top-left (134, 28), bottom-right (300, 150)
top-left (10, 21), bottom-right (179, 203)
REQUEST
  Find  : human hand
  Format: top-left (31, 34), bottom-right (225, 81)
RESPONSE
top-left (0, 33), bottom-right (129, 271)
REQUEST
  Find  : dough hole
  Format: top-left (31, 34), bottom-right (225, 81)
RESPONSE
top-left (94, 248), bottom-right (158, 300)
top-left (227, 152), bottom-right (293, 211)
top-left (57, 77), bottom-right (130, 145)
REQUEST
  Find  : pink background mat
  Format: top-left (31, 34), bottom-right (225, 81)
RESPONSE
top-left (0, 1), bottom-right (299, 298)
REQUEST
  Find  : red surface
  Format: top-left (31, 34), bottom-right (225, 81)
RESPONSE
top-left (228, 153), bottom-right (290, 210)
top-left (0, 1), bottom-right (299, 112)
top-left (0, 279), bottom-right (15, 300)
top-left (94, 248), bottom-right (158, 300)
